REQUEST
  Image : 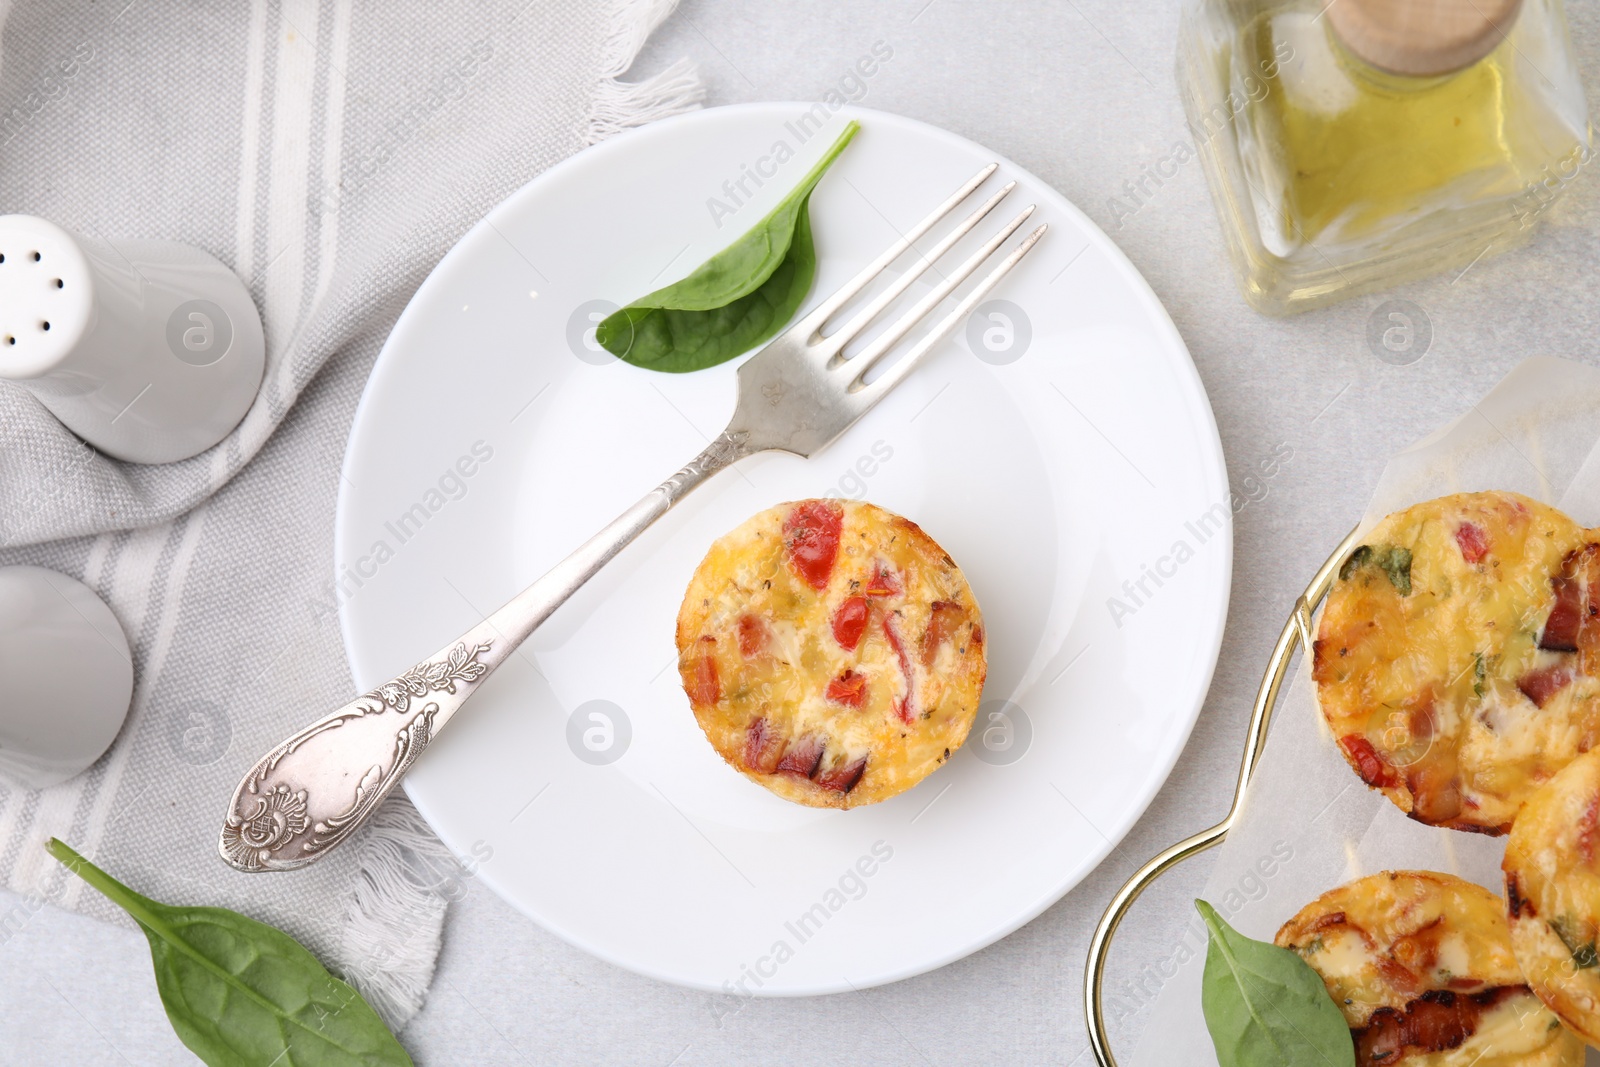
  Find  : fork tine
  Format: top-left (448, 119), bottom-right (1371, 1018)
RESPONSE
top-left (852, 223), bottom-right (1047, 401)
top-left (845, 205), bottom-right (1036, 382)
top-left (824, 180), bottom-right (1017, 360)
top-left (794, 163), bottom-right (999, 335)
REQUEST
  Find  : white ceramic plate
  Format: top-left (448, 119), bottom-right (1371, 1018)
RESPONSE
top-left (337, 103), bottom-right (1230, 995)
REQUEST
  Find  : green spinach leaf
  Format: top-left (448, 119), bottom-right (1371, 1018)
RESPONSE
top-left (1377, 546), bottom-right (1413, 596)
top-left (1551, 915), bottom-right (1600, 969)
top-left (1338, 545), bottom-right (1372, 581)
top-left (48, 838), bottom-right (412, 1067)
top-left (1196, 900), bottom-right (1354, 1067)
top-left (1338, 543), bottom-right (1412, 595)
top-left (596, 121), bottom-right (858, 372)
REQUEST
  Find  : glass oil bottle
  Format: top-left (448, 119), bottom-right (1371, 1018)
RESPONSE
top-left (1178, 0), bottom-right (1590, 314)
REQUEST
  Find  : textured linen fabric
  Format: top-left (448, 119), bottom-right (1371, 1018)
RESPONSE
top-left (0, 0), bottom-right (699, 1026)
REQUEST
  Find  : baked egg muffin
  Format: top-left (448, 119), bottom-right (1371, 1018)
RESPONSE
top-left (1276, 870), bottom-right (1582, 1067)
top-left (1505, 747), bottom-right (1600, 1046)
top-left (676, 499), bottom-right (985, 808)
top-left (1315, 491), bottom-right (1600, 833)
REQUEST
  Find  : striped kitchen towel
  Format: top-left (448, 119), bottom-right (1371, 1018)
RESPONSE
top-left (0, 0), bottom-right (700, 1026)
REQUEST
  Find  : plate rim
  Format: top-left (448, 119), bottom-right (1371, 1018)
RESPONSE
top-left (336, 100), bottom-right (1233, 995)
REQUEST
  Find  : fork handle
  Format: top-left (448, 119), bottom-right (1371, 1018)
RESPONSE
top-left (218, 431), bottom-right (750, 872)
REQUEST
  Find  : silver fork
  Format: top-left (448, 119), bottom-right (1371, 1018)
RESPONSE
top-left (219, 165), bottom-right (1046, 872)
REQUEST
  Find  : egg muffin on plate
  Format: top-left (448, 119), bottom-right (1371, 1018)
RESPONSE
top-left (676, 499), bottom-right (985, 809)
top-left (1315, 491), bottom-right (1600, 833)
top-left (1276, 870), bottom-right (1582, 1067)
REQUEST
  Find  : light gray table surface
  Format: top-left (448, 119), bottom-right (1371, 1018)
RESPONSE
top-left (6, 1), bottom-right (1600, 1063)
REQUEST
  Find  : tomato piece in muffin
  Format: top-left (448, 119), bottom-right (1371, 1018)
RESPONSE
top-left (1315, 491), bottom-right (1600, 833)
top-left (676, 499), bottom-right (986, 809)
top-left (1277, 871), bottom-right (1582, 1067)
top-left (1504, 747), bottom-right (1600, 1046)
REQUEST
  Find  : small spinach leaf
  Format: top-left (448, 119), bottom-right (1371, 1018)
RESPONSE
top-left (1377, 546), bottom-right (1413, 595)
top-left (1196, 900), bottom-right (1354, 1067)
top-left (48, 838), bottom-right (412, 1067)
top-left (1339, 545), bottom-right (1372, 581)
top-left (1551, 915), bottom-right (1599, 969)
top-left (1338, 543), bottom-right (1412, 595)
top-left (596, 121), bottom-right (858, 372)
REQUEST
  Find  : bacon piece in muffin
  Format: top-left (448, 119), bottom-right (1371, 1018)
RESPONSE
top-left (1277, 871), bottom-right (1582, 1067)
top-left (675, 499), bottom-right (985, 809)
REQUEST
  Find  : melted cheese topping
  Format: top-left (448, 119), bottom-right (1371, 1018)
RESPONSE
top-left (676, 499), bottom-right (985, 809)
top-left (1277, 871), bottom-right (1582, 1066)
top-left (1505, 747), bottom-right (1600, 1045)
top-left (1458, 996), bottom-right (1586, 1067)
top-left (1315, 491), bottom-right (1600, 832)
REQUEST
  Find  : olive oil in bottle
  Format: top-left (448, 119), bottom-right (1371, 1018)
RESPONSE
top-left (1179, 0), bottom-right (1589, 314)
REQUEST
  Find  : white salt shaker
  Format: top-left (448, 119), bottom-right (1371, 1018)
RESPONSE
top-left (0, 215), bottom-right (265, 464)
top-left (0, 565), bottom-right (133, 790)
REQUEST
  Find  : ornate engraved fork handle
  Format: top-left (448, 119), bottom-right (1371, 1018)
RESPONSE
top-left (220, 432), bottom-right (751, 872)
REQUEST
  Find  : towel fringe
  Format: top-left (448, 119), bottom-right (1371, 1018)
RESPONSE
top-left (332, 799), bottom-right (454, 1030)
top-left (589, 0), bottom-right (704, 143)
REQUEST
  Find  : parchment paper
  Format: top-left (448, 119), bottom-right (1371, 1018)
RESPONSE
top-left (1130, 357), bottom-right (1600, 1067)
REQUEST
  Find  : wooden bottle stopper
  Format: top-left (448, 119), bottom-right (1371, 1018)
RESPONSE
top-left (1326, 0), bottom-right (1523, 76)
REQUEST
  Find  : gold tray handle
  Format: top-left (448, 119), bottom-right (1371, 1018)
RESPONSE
top-left (1083, 527), bottom-right (1361, 1067)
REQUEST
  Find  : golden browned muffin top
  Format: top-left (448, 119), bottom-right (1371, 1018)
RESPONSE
top-left (676, 499), bottom-right (985, 809)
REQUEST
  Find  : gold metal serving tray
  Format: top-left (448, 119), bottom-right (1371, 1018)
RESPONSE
top-left (1083, 526), bottom-right (1362, 1067)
